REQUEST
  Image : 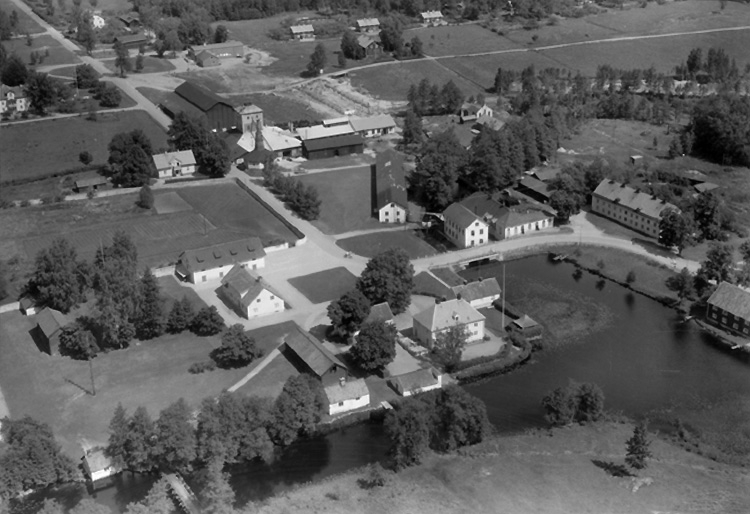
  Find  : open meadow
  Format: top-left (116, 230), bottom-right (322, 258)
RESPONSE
top-left (404, 23), bottom-right (522, 57)
top-left (295, 166), bottom-right (381, 235)
top-left (0, 0), bottom-right (44, 33)
top-left (101, 56), bottom-right (175, 74)
top-left (0, 110), bottom-right (168, 182)
top-left (2, 33), bottom-right (79, 67)
top-left (226, 91), bottom-right (321, 123)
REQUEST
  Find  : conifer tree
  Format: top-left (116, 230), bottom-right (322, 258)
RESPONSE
top-left (625, 419), bottom-right (652, 471)
top-left (126, 406), bottom-right (156, 472)
top-left (135, 268), bottom-right (163, 340)
top-left (167, 296), bottom-right (194, 334)
top-left (106, 403), bottom-right (129, 468)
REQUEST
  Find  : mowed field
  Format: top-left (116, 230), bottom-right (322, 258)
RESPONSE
top-left (228, 92), bottom-right (320, 123)
top-left (0, 110), bottom-right (168, 182)
top-left (295, 166), bottom-right (382, 235)
top-left (0, 0), bottom-right (44, 33)
top-left (403, 23), bottom-right (522, 57)
top-left (2, 34), bottom-right (80, 67)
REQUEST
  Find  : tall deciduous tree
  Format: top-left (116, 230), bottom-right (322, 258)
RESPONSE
top-left (433, 322), bottom-right (469, 372)
top-left (25, 72), bottom-right (57, 114)
top-left (659, 208), bottom-right (694, 254)
top-left (327, 289), bottom-right (371, 338)
top-left (340, 30), bottom-right (362, 59)
top-left (409, 129), bottom-right (468, 210)
top-left (269, 375), bottom-right (325, 446)
top-left (1, 54), bottom-right (28, 86)
top-left (125, 406), bottom-right (156, 472)
top-left (213, 24), bottom-right (228, 44)
top-left (696, 242), bottom-right (735, 289)
top-left (58, 323), bottom-right (98, 360)
top-left (69, 499), bottom-right (111, 514)
top-left (402, 109), bottom-right (423, 146)
top-left (211, 324), bottom-right (260, 368)
top-left (124, 477), bottom-right (174, 514)
top-left (153, 398), bottom-right (196, 473)
top-left (106, 403), bottom-right (129, 469)
top-left (349, 320), bottom-right (397, 373)
top-left (356, 248), bottom-right (415, 314)
top-left (107, 130), bottom-right (154, 187)
top-left (135, 268), bottom-right (163, 340)
top-left (306, 43), bottom-right (327, 75)
top-left (665, 267), bottom-right (695, 302)
top-left (191, 306), bottom-right (225, 336)
top-left (434, 386), bottom-right (490, 452)
top-left (202, 460), bottom-right (236, 514)
top-left (168, 112), bottom-right (229, 177)
top-left (384, 399), bottom-right (431, 470)
top-left (113, 39), bottom-right (131, 77)
top-left (28, 237), bottom-right (88, 313)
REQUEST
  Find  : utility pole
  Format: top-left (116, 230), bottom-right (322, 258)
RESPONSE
top-left (502, 263), bottom-right (506, 333)
top-left (89, 357), bottom-right (96, 396)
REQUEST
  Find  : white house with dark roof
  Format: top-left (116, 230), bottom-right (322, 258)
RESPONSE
top-left (706, 281), bottom-right (750, 338)
top-left (459, 102), bottom-right (492, 123)
top-left (152, 150), bottom-right (197, 179)
top-left (390, 367), bottom-right (442, 396)
top-left (176, 237), bottom-right (265, 283)
top-left (82, 448), bottom-right (120, 482)
top-left (290, 24), bottom-right (315, 40)
top-left (325, 378), bottom-right (370, 415)
top-left (284, 325), bottom-right (348, 386)
top-left (420, 10), bottom-right (444, 26)
top-left (443, 203), bottom-right (489, 249)
top-left (412, 298), bottom-right (485, 349)
top-left (451, 278), bottom-right (501, 309)
top-left (458, 192), bottom-right (554, 241)
top-left (592, 179), bottom-right (678, 238)
top-left (373, 150), bottom-right (408, 223)
top-left (349, 114), bottom-right (396, 138)
top-left (356, 18), bottom-right (380, 32)
top-left (220, 264), bottom-right (284, 319)
top-left (1, 86), bottom-right (29, 116)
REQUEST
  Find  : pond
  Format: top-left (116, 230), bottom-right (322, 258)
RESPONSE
top-left (13, 255), bottom-right (749, 513)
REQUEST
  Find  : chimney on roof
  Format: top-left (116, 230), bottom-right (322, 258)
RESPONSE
top-left (339, 377), bottom-right (346, 387)
top-left (452, 313), bottom-right (459, 321)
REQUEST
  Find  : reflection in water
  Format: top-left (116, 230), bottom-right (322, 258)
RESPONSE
top-left (14, 256), bottom-right (750, 513)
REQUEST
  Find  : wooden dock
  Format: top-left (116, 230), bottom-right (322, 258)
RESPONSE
top-left (165, 473), bottom-right (202, 514)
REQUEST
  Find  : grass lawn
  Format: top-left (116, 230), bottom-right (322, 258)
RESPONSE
top-left (288, 267), bottom-right (358, 304)
top-left (235, 352), bottom-right (298, 400)
top-left (176, 183), bottom-right (299, 245)
top-left (295, 166), bottom-right (380, 235)
top-left (3, 34), bottom-right (80, 67)
top-left (100, 56), bottom-right (176, 74)
top-left (405, 24), bottom-right (522, 57)
top-left (0, 110), bottom-right (168, 182)
top-left (413, 271), bottom-right (452, 298)
top-left (255, 421), bottom-right (750, 513)
top-left (349, 59), bottom-right (485, 101)
top-left (438, 52), bottom-right (564, 90)
top-left (229, 92), bottom-right (321, 124)
top-left (337, 230), bottom-right (437, 259)
top-left (0, 0), bottom-right (44, 33)
top-left (0, 310), bottom-right (247, 457)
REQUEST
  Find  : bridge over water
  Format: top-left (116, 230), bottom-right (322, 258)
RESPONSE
top-left (165, 473), bottom-right (202, 514)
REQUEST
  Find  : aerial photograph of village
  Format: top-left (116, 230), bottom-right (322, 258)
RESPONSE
top-left (0, 0), bottom-right (749, 512)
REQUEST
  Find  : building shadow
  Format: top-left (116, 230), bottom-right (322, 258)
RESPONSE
top-left (591, 459), bottom-right (633, 477)
top-left (28, 325), bottom-right (51, 355)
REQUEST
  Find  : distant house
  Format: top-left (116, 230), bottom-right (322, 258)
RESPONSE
top-left (356, 35), bottom-right (382, 56)
top-left (516, 176), bottom-right (552, 204)
top-left (451, 278), bottom-right (501, 309)
top-left (591, 179), bottom-right (678, 239)
top-left (529, 167), bottom-right (560, 183)
top-left (459, 103), bottom-right (492, 124)
top-left (283, 325), bottom-right (348, 386)
top-left (290, 24), bottom-right (315, 41)
top-left (511, 314), bottom-right (542, 340)
top-left (117, 13), bottom-right (140, 28)
top-left (412, 298), bottom-right (485, 349)
top-left (390, 367), bottom-right (442, 396)
top-left (175, 237), bottom-right (266, 284)
top-left (91, 14), bottom-right (105, 29)
top-left (152, 150), bottom-right (197, 179)
top-left (82, 449), bottom-right (120, 482)
top-left (356, 18), bottom-right (380, 33)
top-left (19, 297), bottom-right (37, 316)
top-left (190, 40), bottom-right (244, 60)
top-left (458, 192), bottom-right (554, 240)
top-left (195, 50), bottom-right (221, 68)
top-left (35, 307), bottom-right (69, 355)
top-left (296, 123), bottom-right (354, 141)
top-left (373, 150), bottom-right (408, 223)
top-left (1, 86), bottom-right (29, 116)
top-left (420, 10), bottom-right (444, 26)
top-left (174, 81), bottom-right (240, 133)
top-left (220, 264), bottom-right (284, 319)
top-left (365, 302), bottom-right (395, 325)
top-left (323, 116), bottom-right (351, 128)
top-left (236, 104), bottom-right (264, 135)
top-left (302, 134), bottom-right (365, 160)
top-left (349, 114), bottom-right (396, 138)
top-left (442, 203), bottom-right (489, 249)
top-left (113, 33), bottom-right (148, 49)
top-left (694, 182), bottom-right (720, 194)
top-left (706, 282), bottom-right (750, 338)
top-left (262, 126), bottom-right (302, 158)
top-left (325, 378), bottom-right (370, 415)
top-left (74, 176), bottom-right (108, 193)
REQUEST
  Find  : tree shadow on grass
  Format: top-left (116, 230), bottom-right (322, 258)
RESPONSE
top-left (591, 459), bottom-right (633, 478)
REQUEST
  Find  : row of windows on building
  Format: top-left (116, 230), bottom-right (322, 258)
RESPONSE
top-left (711, 311), bottom-right (749, 334)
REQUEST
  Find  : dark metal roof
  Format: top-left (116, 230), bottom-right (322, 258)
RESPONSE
top-left (36, 307), bottom-right (68, 338)
top-left (708, 282), bottom-right (750, 321)
top-left (175, 81), bottom-right (234, 113)
top-left (285, 326), bottom-right (346, 377)
top-left (178, 237), bottom-right (265, 274)
top-left (303, 134), bottom-right (364, 152)
top-left (375, 150), bottom-right (407, 210)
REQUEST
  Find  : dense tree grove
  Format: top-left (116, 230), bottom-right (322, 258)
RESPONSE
top-left (432, 323), bottom-right (470, 372)
top-left (689, 94), bottom-right (750, 167)
top-left (262, 160), bottom-right (322, 220)
top-left (0, 416), bottom-right (76, 497)
top-left (168, 112), bottom-right (231, 177)
top-left (107, 130), bottom-right (155, 187)
top-left (541, 381), bottom-right (605, 426)
top-left (27, 237), bottom-right (89, 313)
top-left (385, 386), bottom-right (490, 470)
top-left (269, 374), bottom-right (326, 446)
top-left (356, 248), bottom-right (415, 314)
top-left (408, 78), bottom-right (465, 117)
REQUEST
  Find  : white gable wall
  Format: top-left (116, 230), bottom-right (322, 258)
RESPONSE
top-left (378, 203), bottom-right (406, 223)
top-left (244, 287), bottom-right (284, 319)
top-left (328, 393), bottom-right (370, 415)
top-left (189, 256), bottom-right (265, 284)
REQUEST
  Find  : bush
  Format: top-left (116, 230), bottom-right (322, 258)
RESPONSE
top-left (79, 151), bottom-right (93, 165)
top-left (188, 361), bottom-right (216, 374)
top-left (138, 185), bottom-right (154, 209)
top-left (190, 306), bottom-right (224, 336)
top-left (542, 381), bottom-right (606, 426)
top-left (99, 84), bottom-right (122, 108)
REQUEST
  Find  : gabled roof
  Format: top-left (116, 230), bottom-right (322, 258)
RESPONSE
top-left (84, 449), bottom-right (115, 473)
top-left (290, 24), bottom-right (314, 34)
top-left (356, 18), bottom-right (380, 28)
top-left (356, 35), bottom-right (380, 49)
top-left (421, 10), bottom-right (443, 19)
top-left (284, 325), bottom-right (346, 377)
top-left (707, 282), bottom-right (750, 321)
top-left (237, 104), bottom-right (263, 115)
top-left (530, 167), bottom-right (560, 182)
top-left (366, 302), bottom-right (394, 324)
top-left (303, 134), bottom-right (364, 152)
top-left (323, 116), bottom-right (350, 127)
top-left (518, 177), bottom-right (550, 199)
top-left (513, 314), bottom-right (539, 329)
top-left (114, 34), bottom-right (147, 45)
top-left (296, 123), bottom-right (354, 141)
top-left (443, 203), bottom-right (486, 230)
top-left (221, 264), bottom-right (280, 308)
top-left (694, 182), bottom-right (720, 193)
top-left (178, 238), bottom-right (265, 274)
top-left (175, 81), bottom-right (234, 112)
top-left (451, 278), bottom-right (501, 303)
top-left (1, 85), bottom-right (25, 98)
top-left (349, 114), bottom-right (395, 133)
top-left (191, 40), bottom-right (243, 52)
top-left (263, 126), bottom-right (301, 152)
top-left (497, 205), bottom-right (553, 228)
top-left (459, 192), bottom-right (505, 221)
top-left (36, 307), bottom-right (68, 338)
top-left (195, 50), bottom-right (219, 63)
top-left (325, 378), bottom-right (369, 404)
top-left (392, 368), bottom-right (439, 392)
top-left (19, 297), bottom-right (35, 309)
top-left (460, 102), bottom-right (480, 116)
top-left (152, 150), bottom-right (196, 170)
top-left (375, 150), bottom-right (407, 210)
top-left (593, 179), bottom-right (677, 219)
top-left (413, 298), bottom-right (485, 333)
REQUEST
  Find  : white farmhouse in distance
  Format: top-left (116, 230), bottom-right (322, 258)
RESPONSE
top-left (443, 203), bottom-right (490, 249)
top-left (152, 150), bottom-right (197, 179)
top-left (325, 378), bottom-right (370, 415)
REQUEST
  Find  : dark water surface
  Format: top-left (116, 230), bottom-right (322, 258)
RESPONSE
top-left (13, 255), bottom-right (749, 513)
